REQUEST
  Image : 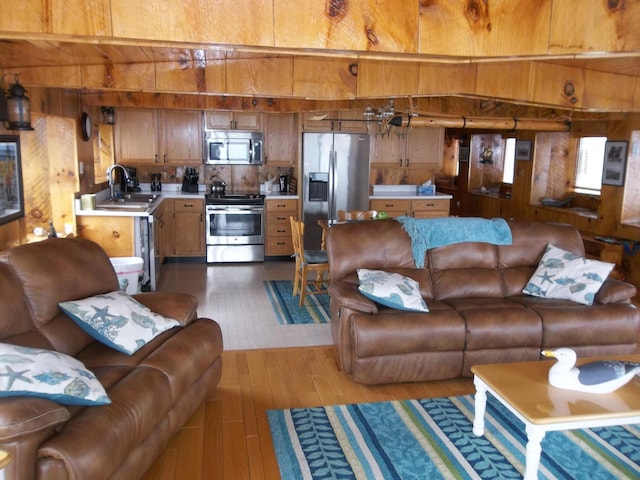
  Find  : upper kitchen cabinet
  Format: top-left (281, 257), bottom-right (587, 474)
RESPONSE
top-left (205, 111), bottom-right (261, 130)
top-left (264, 113), bottom-right (297, 166)
top-left (370, 127), bottom-right (444, 168)
top-left (115, 109), bottom-right (202, 165)
top-left (302, 110), bottom-right (367, 133)
top-left (161, 110), bottom-right (203, 164)
top-left (115, 108), bottom-right (159, 164)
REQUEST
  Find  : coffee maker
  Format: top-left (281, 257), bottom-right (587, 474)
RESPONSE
top-left (121, 166), bottom-right (141, 192)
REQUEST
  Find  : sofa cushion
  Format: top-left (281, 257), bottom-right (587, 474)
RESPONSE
top-left (357, 269), bottom-right (428, 312)
top-left (523, 244), bottom-right (614, 305)
top-left (0, 342), bottom-right (110, 405)
top-left (59, 291), bottom-right (181, 355)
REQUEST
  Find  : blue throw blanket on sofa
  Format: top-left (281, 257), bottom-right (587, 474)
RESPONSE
top-left (396, 216), bottom-right (512, 268)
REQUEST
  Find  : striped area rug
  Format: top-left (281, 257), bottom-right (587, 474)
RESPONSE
top-left (267, 394), bottom-right (640, 479)
top-left (264, 280), bottom-right (330, 325)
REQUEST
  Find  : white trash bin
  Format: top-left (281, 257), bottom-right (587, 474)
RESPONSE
top-left (109, 257), bottom-right (144, 294)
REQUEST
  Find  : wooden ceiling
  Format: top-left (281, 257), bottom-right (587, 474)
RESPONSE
top-left (1, 0), bottom-right (640, 117)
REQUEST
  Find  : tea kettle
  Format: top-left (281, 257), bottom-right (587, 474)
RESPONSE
top-left (209, 175), bottom-right (226, 197)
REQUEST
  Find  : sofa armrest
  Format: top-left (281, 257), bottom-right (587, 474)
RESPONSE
top-left (594, 278), bottom-right (637, 304)
top-left (132, 292), bottom-right (198, 325)
top-left (0, 398), bottom-right (69, 442)
top-left (328, 280), bottom-right (378, 314)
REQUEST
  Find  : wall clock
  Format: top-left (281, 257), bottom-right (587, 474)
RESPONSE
top-left (81, 112), bottom-right (92, 141)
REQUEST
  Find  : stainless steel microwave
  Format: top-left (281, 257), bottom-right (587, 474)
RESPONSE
top-left (203, 130), bottom-right (263, 165)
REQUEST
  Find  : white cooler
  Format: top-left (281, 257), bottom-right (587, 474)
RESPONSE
top-left (109, 257), bottom-right (144, 294)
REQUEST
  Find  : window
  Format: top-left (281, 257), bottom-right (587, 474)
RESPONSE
top-left (574, 136), bottom-right (606, 194)
top-left (502, 138), bottom-right (515, 184)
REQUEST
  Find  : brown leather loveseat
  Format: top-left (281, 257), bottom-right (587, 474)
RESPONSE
top-left (326, 219), bottom-right (639, 385)
top-left (0, 237), bottom-right (223, 480)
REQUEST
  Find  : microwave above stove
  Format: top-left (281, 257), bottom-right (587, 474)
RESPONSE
top-left (204, 130), bottom-right (263, 165)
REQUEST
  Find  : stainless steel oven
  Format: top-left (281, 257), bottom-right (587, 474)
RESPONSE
top-left (205, 194), bottom-right (265, 262)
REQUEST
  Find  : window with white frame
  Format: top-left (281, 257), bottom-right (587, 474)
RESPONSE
top-left (502, 138), bottom-right (515, 184)
top-left (574, 136), bottom-right (607, 194)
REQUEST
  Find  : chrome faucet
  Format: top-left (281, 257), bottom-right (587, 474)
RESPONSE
top-left (106, 164), bottom-right (130, 200)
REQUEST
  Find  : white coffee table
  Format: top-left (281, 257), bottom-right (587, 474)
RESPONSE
top-left (471, 355), bottom-right (640, 480)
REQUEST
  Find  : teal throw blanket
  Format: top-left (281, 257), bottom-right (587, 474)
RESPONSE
top-left (396, 216), bottom-right (512, 267)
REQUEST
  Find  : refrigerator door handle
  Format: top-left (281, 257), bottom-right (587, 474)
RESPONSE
top-left (328, 150), bottom-right (336, 225)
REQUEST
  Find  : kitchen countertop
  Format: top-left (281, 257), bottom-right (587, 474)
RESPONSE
top-left (75, 186), bottom-right (299, 217)
top-left (75, 186), bottom-right (207, 217)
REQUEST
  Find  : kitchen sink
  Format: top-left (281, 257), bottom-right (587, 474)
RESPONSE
top-left (95, 193), bottom-right (161, 210)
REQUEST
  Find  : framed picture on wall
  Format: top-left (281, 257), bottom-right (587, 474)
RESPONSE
top-left (602, 141), bottom-right (628, 186)
top-left (0, 135), bottom-right (25, 226)
top-left (515, 140), bottom-right (532, 160)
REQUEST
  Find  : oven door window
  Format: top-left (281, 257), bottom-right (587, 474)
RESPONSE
top-left (209, 210), bottom-right (263, 239)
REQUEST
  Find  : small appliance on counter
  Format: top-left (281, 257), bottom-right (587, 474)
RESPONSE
top-left (151, 173), bottom-right (162, 191)
top-left (279, 174), bottom-right (289, 193)
top-left (182, 167), bottom-right (199, 192)
top-left (121, 166), bottom-right (141, 192)
top-left (209, 175), bottom-right (226, 197)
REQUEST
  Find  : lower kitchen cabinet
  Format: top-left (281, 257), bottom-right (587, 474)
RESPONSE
top-left (265, 197), bottom-right (297, 256)
top-left (369, 197), bottom-right (450, 218)
top-left (77, 216), bottom-right (135, 257)
top-left (171, 198), bottom-right (205, 256)
top-left (153, 199), bottom-right (168, 263)
top-left (369, 199), bottom-right (410, 218)
top-left (410, 198), bottom-right (450, 218)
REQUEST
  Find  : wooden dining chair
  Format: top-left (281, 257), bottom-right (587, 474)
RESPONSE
top-left (289, 216), bottom-right (330, 305)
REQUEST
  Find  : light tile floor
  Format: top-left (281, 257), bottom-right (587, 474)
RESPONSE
top-left (156, 259), bottom-right (332, 350)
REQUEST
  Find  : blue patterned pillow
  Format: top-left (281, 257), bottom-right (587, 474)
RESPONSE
top-left (523, 243), bottom-right (614, 305)
top-left (59, 290), bottom-right (181, 355)
top-left (0, 342), bottom-right (110, 405)
top-left (357, 269), bottom-right (429, 312)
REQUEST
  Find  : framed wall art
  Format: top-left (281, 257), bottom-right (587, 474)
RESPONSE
top-left (515, 140), bottom-right (532, 160)
top-left (0, 135), bottom-right (24, 226)
top-left (602, 140), bottom-right (628, 186)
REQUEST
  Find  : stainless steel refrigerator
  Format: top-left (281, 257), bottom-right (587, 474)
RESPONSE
top-left (302, 132), bottom-right (371, 250)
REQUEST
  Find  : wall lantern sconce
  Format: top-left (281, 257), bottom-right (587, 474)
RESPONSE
top-left (101, 106), bottom-right (115, 125)
top-left (0, 74), bottom-right (34, 131)
top-left (479, 147), bottom-right (494, 164)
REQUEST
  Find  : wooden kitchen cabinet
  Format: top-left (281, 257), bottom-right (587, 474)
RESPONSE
top-left (205, 111), bottom-right (261, 130)
top-left (76, 216), bottom-right (135, 257)
top-left (264, 113), bottom-right (296, 166)
top-left (265, 198), bottom-right (297, 256)
top-left (369, 197), bottom-right (450, 218)
top-left (369, 198), bottom-right (410, 218)
top-left (115, 108), bottom-right (202, 165)
top-left (410, 198), bottom-right (450, 218)
top-left (370, 127), bottom-right (443, 167)
top-left (153, 199), bottom-right (168, 263)
top-left (161, 110), bottom-right (203, 164)
top-left (171, 198), bottom-right (205, 256)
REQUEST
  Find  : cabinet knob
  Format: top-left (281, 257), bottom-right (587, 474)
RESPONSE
top-left (112, 230), bottom-right (120, 238)
top-left (154, 154), bottom-right (158, 163)
top-left (406, 158), bottom-right (410, 167)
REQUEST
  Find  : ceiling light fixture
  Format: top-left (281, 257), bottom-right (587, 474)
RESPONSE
top-left (0, 74), bottom-right (34, 131)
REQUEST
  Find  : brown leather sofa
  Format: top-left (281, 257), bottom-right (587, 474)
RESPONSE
top-left (326, 219), bottom-right (639, 385)
top-left (0, 237), bottom-right (223, 480)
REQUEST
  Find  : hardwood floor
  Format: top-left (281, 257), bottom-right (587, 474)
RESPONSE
top-left (142, 346), bottom-right (475, 480)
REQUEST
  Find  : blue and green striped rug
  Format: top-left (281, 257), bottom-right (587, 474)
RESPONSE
top-left (268, 394), bottom-right (640, 479)
top-left (264, 280), bottom-right (330, 325)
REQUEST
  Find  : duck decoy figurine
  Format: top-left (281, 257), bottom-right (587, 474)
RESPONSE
top-left (542, 348), bottom-right (640, 394)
